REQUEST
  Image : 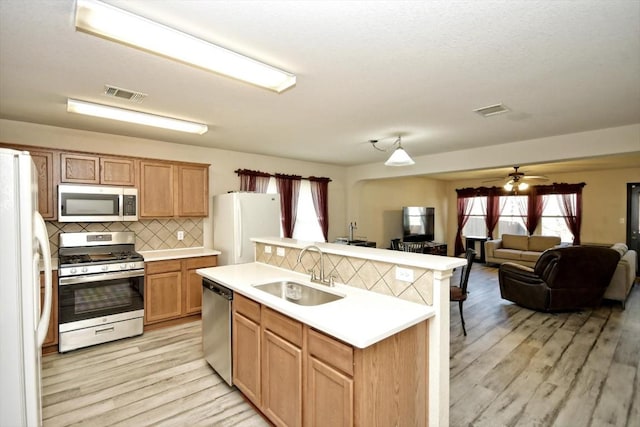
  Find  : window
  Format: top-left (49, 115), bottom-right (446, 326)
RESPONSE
top-left (462, 196), bottom-right (487, 237)
top-left (541, 194), bottom-right (574, 243)
top-left (265, 178), bottom-right (325, 242)
top-left (497, 196), bottom-right (527, 236)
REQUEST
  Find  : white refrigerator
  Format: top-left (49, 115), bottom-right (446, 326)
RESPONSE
top-left (0, 148), bottom-right (53, 426)
top-left (213, 192), bottom-right (281, 265)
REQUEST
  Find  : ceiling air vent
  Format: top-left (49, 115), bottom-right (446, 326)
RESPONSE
top-left (473, 103), bottom-right (509, 117)
top-left (103, 85), bottom-right (147, 103)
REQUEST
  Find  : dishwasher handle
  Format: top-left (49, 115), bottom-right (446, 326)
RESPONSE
top-left (203, 279), bottom-right (233, 300)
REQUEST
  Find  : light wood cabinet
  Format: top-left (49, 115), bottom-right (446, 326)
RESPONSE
top-left (144, 260), bottom-right (182, 324)
top-left (306, 328), bottom-right (354, 427)
top-left (231, 294), bottom-right (429, 427)
top-left (60, 153), bottom-right (100, 184)
top-left (139, 161), bottom-right (209, 218)
top-left (233, 294), bottom-right (262, 406)
top-left (144, 256), bottom-right (217, 326)
top-left (40, 270), bottom-right (58, 350)
top-left (30, 149), bottom-right (58, 220)
top-left (262, 308), bottom-right (303, 427)
top-left (177, 165), bottom-right (209, 217)
top-left (184, 256), bottom-right (217, 314)
top-left (61, 153), bottom-right (136, 186)
top-left (100, 157), bottom-right (136, 186)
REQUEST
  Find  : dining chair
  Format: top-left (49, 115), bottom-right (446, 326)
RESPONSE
top-left (450, 248), bottom-right (476, 336)
top-left (398, 241), bottom-right (426, 253)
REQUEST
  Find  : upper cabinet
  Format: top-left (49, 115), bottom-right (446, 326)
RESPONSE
top-left (1, 143), bottom-right (209, 220)
top-left (177, 165), bottom-right (209, 217)
top-left (100, 157), bottom-right (137, 186)
top-left (139, 161), bottom-right (209, 218)
top-left (30, 149), bottom-right (58, 220)
top-left (140, 161), bottom-right (175, 217)
top-left (61, 153), bottom-right (136, 186)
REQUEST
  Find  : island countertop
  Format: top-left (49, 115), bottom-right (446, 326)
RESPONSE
top-left (197, 262), bottom-right (435, 349)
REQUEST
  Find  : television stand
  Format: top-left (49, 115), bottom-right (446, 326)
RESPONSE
top-left (423, 242), bottom-right (447, 256)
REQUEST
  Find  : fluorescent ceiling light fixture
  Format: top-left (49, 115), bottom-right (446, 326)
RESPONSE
top-left (67, 98), bottom-right (208, 134)
top-left (75, 0), bottom-right (296, 93)
top-left (370, 136), bottom-right (415, 167)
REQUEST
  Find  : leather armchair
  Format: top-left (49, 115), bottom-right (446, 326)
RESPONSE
top-left (498, 246), bottom-right (621, 311)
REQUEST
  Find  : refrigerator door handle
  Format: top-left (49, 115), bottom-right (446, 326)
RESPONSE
top-left (34, 211), bottom-right (52, 347)
top-left (235, 198), bottom-right (242, 261)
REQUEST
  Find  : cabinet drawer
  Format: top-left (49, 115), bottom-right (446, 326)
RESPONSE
top-left (185, 255), bottom-right (217, 269)
top-left (146, 260), bottom-right (182, 275)
top-left (234, 293), bottom-right (261, 323)
top-left (263, 307), bottom-right (302, 348)
top-left (308, 328), bottom-right (354, 376)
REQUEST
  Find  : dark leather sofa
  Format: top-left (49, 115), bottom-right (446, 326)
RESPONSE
top-left (498, 246), bottom-right (620, 311)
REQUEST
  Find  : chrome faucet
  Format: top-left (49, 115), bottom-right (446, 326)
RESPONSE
top-left (297, 245), bottom-right (334, 286)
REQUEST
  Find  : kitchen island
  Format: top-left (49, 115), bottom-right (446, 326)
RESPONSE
top-left (199, 237), bottom-right (466, 427)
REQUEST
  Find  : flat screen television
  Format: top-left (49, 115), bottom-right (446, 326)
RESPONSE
top-left (402, 207), bottom-right (435, 241)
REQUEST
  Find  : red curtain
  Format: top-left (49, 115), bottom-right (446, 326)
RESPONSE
top-left (526, 190), bottom-right (547, 235)
top-left (236, 169), bottom-right (271, 192)
top-left (276, 174), bottom-right (302, 238)
top-left (560, 192), bottom-right (582, 244)
top-left (309, 177), bottom-right (330, 242)
top-left (485, 191), bottom-right (506, 239)
top-left (455, 196), bottom-right (475, 256)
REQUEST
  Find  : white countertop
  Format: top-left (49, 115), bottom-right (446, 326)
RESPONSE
top-left (197, 262), bottom-right (435, 349)
top-left (139, 247), bottom-right (221, 262)
top-left (252, 237), bottom-right (467, 271)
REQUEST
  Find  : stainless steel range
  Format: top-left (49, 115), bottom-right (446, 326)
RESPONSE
top-left (57, 231), bottom-right (144, 352)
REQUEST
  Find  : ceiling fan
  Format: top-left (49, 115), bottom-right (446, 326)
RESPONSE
top-left (484, 166), bottom-right (549, 191)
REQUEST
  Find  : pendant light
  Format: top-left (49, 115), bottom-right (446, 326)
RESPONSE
top-left (370, 136), bottom-right (415, 166)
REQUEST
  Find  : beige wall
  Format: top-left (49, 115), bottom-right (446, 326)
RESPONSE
top-left (445, 167), bottom-right (640, 250)
top-left (353, 177), bottom-right (448, 248)
top-left (0, 119), bottom-right (348, 247)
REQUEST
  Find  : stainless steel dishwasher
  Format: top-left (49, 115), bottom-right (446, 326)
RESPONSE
top-left (202, 278), bottom-right (233, 386)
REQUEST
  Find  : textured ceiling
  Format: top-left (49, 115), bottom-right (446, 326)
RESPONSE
top-left (0, 0), bottom-right (639, 167)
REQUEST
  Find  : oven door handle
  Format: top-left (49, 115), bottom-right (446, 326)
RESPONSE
top-left (59, 269), bottom-right (144, 286)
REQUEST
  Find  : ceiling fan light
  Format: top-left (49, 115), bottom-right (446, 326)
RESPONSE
top-left (384, 146), bottom-right (415, 166)
top-left (503, 181), bottom-right (514, 191)
top-left (518, 182), bottom-right (529, 191)
top-left (75, 0), bottom-right (296, 92)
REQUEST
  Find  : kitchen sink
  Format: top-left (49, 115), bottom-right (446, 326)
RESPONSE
top-left (253, 281), bottom-right (344, 306)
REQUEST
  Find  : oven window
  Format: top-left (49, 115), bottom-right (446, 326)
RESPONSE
top-left (59, 275), bottom-right (144, 325)
top-left (74, 282), bottom-right (133, 314)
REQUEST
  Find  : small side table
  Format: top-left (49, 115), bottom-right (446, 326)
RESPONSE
top-left (465, 236), bottom-right (488, 263)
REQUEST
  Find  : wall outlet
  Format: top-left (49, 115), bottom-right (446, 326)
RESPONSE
top-left (265, 245), bottom-right (272, 254)
top-left (395, 266), bottom-right (414, 282)
top-left (276, 247), bottom-right (285, 257)
top-left (177, 231), bottom-right (184, 241)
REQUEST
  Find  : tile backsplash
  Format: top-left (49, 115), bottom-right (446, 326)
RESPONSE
top-left (255, 243), bottom-right (434, 306)
top-left (46, 218), bottom-right (204, 256)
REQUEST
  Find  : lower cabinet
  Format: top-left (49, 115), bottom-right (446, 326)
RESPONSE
top-left (306, 328), bottom-right (354, 427)
top-left (40, 270), bottom-right (58, 351)
top-left (233, 294), bottom-right (262, 405)
top-left (144, 256), bottom-right (217, 326)
top-left (232, 293), bottom-right (428, 427)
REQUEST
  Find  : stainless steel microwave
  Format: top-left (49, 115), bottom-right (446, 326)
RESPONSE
top-left (58, 184), bottom-right (138, 222)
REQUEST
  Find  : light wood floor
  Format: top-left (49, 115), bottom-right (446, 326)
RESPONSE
top-left (450, 264), bottom-right (639, 427)
top-left (42, 265), bottom-right (639, 427)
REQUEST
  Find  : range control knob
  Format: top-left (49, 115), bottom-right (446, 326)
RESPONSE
top-left (81, 267), bottom-right (88, 273)
top-left (70, 268), bottom-right (77, 274)
top-left (129, 263), bottom-right (135, 269)
top-left (120, 263), bottom-right (127, 270)
top-left (101, 265), bottom-right (109, 271)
